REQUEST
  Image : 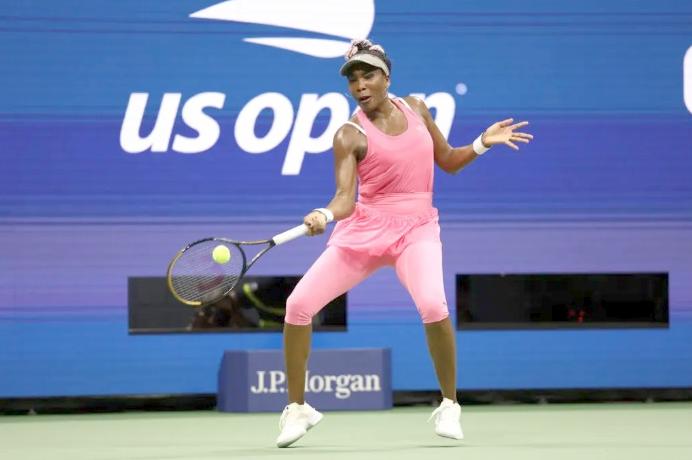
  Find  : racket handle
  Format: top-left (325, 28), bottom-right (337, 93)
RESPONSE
top-left (272, 224), bottom-right (309, 246)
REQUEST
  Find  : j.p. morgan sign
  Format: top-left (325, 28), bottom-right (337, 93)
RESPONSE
top-left (218, 349), bottom-right (392, 412)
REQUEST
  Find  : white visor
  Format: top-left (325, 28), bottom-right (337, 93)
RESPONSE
top-left (340, 53), bottom-right (390, 76)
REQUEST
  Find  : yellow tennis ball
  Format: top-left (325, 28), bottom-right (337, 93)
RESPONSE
top-left (212, 245), bottom-right (231, 264)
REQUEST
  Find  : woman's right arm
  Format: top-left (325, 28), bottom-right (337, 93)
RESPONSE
top-left (303, 125), bottom-right (363, 235)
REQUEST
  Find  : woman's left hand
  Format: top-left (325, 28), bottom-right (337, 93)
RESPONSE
top-left (482, 118), bottom-right (533, 150)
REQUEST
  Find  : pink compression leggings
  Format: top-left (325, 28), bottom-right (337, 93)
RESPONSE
top-left (285, 242), bottom-right (449, 326)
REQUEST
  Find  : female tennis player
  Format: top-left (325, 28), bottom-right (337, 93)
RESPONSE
top-left (276, 39), bottom-right (533, 448)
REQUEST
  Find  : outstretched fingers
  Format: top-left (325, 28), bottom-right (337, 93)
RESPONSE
top-left (513, 132), bottom-right (533, 139)
top-left (511, 132), bottom-right (533, 143)
top-left (510, 121), bottom-right (529, 130)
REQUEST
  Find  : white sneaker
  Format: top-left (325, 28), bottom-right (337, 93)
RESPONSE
top-left (276, 402), bottom-right (324, 448)
top-left (428, 398), bottom-right (464, 440)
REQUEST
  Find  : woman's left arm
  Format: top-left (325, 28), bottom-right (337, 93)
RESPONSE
top-left (404, 96), bottom-right (533, 174)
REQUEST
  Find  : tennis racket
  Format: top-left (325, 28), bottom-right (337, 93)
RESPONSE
top-left (166, 223), bottom-right (311, 307)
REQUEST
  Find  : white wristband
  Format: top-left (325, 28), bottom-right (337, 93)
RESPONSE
top-left (312, 208), bottom-right (334, 223)
top-left (472, 133), bottom-right (490, 155)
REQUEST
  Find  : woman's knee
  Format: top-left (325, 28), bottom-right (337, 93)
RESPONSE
top-left (284, 291), bottom-right (315, 326)
top-left (418, 297), bottom-right (450, 324)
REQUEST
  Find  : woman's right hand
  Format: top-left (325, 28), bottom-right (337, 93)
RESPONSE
top-left (304, 211), bottom-right (328, 236)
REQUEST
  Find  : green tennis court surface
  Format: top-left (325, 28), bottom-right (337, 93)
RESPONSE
top-left (1, 403), bottom-right (691, 460)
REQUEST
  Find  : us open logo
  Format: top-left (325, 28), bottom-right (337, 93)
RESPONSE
top-left (190, 0), bottom-right (375, 58)
top-left (119, 0), bottom-right (457, 174)
top-left (685, 45), bottom-right (692, 114)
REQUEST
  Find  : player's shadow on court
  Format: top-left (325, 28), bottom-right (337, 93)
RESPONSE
top-left (253, 443), bottom-right (464, 454)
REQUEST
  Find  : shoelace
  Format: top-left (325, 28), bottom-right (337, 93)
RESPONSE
top-left (279, 404), bottom-right (310, 430)
top-left (279, 405), bottom-right (292, 430)
top-left (427, 403), bottom-right (458, 423)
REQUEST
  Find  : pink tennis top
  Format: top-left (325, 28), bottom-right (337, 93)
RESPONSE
top-left (327, 98), bottom-right (440, 257)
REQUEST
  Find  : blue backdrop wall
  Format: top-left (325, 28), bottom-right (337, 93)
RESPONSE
top-left (2, 0), bottom-right (692, 397)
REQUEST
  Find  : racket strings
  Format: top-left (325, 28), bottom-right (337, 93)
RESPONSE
top-left (169, 241), bottom-right (244, 304)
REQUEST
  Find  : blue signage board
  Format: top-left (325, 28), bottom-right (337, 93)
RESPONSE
top-left (218, 349), bottom-right (392, 412)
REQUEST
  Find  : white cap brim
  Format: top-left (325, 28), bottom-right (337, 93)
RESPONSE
top-left (340, 54), bottom-right (389, 76)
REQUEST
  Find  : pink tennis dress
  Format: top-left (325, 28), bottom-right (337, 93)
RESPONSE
top-left (285, 98), bottom-right (449, 326)
top-left (327, 98), bottom-right (440, 257)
